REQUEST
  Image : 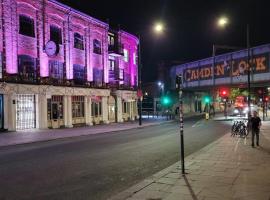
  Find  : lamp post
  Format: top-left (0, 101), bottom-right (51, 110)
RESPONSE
top-left (217, 17), bottom-right (251, 120)
top-left (138, 22), bottom-right (164, 126)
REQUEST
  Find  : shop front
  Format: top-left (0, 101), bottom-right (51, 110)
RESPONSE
top-left (72, 96), bottom-right (85, 125)
top-left (16, 94), bottom-right (36, 130)
top-left (91, 96), bottom-right (102, 125)
top-left (47, 95), bottom-right (64, 129)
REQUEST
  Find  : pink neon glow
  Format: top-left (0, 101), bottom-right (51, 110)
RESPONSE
top-left (120, 32), bottom-right (139, 86)
top-left (2, 0), bottom-right (138, 85)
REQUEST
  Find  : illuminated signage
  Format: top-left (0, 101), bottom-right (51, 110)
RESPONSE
top-left (183, 53), bottom-right (269, 82)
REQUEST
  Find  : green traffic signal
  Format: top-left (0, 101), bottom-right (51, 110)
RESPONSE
top-left (161, 96), bottom-right (171, 106)
top-left (204, 96), bottom-right (211, 103)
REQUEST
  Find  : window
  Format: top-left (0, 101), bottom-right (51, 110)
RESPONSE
top-left (74, 32), bottom-right (84, 50)
top-left (108, 33), bottom-right (115, 46)
top-left (19, 15), bottom-right (35, 37)
top-left (123, 102), bottom-right (130, 113)
top-left (72, 96), bottom-right (85, 118)
top-left (73, 64), bottom-right (86, 85)
top-left (124, 49), bottom-right (129, 62)
top-left (50, 25), bottom-right (62, 44)
top-left (93, 39), bottom-right (101, 54)
top-left (93, 68), bottom-right (103, 86)
top-left (119, 69), bottom-right (124, 80)
top-left (133, 53), bottom-right (137, 65)
top-left (109, 56), bottom-right (115, 71)
top-left (47, 96), bottom-right (64, 120)
top-left (49, 60), bottom-right (64, 82)
top-left (91, 101), bottom-right (102, 117)
top-left (18, 55), bottom-right (37, 83)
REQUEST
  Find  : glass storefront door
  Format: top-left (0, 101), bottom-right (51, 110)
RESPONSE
top-left (16, 94), bottom-right (36, 130)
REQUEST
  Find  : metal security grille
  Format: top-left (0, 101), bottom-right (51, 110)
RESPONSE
top-left (16, 94), bottom-right (36, 130)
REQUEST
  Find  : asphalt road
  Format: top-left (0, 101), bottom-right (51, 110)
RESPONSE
top-left (0, 116), bottom-right (231, 200)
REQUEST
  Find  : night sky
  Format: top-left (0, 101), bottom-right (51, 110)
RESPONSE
top-left (58, 0), bottom-right (270, 83)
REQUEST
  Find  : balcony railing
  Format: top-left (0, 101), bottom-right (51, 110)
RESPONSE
top-left (108, 43), bottom-right (124, 56)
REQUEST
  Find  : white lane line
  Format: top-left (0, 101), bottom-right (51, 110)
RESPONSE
top-left (192, 120), bottom-right (202, 127)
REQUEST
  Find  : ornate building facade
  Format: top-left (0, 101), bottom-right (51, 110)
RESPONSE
top-left (0, 0), bottom-right (138, 131)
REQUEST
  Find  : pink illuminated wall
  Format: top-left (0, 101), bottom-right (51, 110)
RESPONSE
top-left (1, 0), bottom-right (136, 87)
top-left (120, 31), bottom-right (139, 86)
top-left (3, 0), bottom-right (18, 74)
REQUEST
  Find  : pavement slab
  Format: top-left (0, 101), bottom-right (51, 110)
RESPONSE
top-left (109, 121), bottom-right (270, 200)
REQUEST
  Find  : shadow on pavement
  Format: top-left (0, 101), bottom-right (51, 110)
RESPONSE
top-left (183, 175), bottom-right (199, 200)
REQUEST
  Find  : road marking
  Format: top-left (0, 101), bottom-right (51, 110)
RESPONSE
top-left (192, 120), bottom-right (203, 127)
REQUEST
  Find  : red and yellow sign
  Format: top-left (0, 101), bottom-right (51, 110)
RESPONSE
top-left (184, 53), bottom-right (269, 82)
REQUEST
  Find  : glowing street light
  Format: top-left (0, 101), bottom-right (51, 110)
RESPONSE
top-left (138, 22), bottom-right (165, 126)
top-left (154, 22), bottom-right (164, 33)
top-left (217, 16), bottom-right (229, 28)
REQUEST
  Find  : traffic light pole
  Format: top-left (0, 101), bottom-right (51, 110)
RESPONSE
top-left (176, 75), bottom-right (185, 175)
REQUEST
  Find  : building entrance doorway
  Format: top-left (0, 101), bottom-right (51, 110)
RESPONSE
top-left (47, 96), bottom-right (64, 129)
top-left (16, 94), bottom-right (36, 130)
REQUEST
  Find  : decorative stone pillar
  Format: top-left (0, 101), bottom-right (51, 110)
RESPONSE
top-left (130, 101), bottom-right (135, 121)
top-left (116, 96), bottom-right (123, 122)
top-left (64, 95), bottom-right (73, 128)
top-left (85, 97), bottom-right (93, 126)
top-left (37, 93), bottom-right (48, 129)
top-left (134, 100), bottom-right (138, 119)
top-left (102, 96), bottom-right (109, 124)
top-left (6, 93), bottom-right (16, 131)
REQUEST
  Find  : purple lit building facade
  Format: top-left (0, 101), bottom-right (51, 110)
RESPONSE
top-left (0, 0), bottom-right (139, 131)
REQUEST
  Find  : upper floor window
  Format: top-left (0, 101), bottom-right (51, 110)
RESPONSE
top-left (93, 39), bottom-right (101, 54)
top-left (19, 15), bottom-right (35, 37)
top-left (18, 55), bottom-right (37, 83)
top-left (124, 49), bottom-right (129, 62)
top-left (74, 32), bottom-right (84, 50)
top-left (133, 53), bottom-right (137, 65)
top-left (73, 64), bottom-right (86, 85)
top-left (49, 60), bottom-right (64, 81)
top-left (50, 25), bottom-right (62, 44)
top-left (108, 33), bottom-right (115, 46)
top-left (109, 56), bottom-right (115, 71)
top-left (119, 69), bottom-right (124, 80)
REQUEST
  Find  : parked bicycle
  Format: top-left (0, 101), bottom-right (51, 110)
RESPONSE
top-left (231, 120), bottom-right (249, 138)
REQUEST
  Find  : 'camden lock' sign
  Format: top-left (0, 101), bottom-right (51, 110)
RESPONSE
top-left (183, 53), bottom-right (269, 82)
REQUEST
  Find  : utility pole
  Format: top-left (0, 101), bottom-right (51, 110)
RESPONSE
top-left (176, 74), bottom-right (185, 175)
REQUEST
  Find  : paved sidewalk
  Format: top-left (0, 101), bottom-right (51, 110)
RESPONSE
top-left (0, 118), bottom-right (172, 147)
top-left (110, 122), bottom-right (270, 200)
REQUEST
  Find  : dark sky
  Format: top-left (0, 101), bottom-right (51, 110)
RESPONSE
top-left (58, 0), bottom-right (270, 82)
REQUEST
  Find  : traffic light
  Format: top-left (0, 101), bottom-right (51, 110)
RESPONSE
top-left (265, 96), bottom-right (269, 102)
top-left (161, 95), bottom-right (171, 106)
top-left (175, 74), bottom-right (182, 89)
top-left (204, 96), bottom-right (211, 104)
top-left (220, 89), bottom-right (229, 97)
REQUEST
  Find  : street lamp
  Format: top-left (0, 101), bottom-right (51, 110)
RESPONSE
top-left (217, 16), bottom-right (229, 28)
top-left (216, 17), bottom-right (251, 120)
top-left (157, 81), bottom-right (164, 95)
top-left (153, 22), bottom-right (164, 34)
top-left (138, 21), bottom-right (165, 126)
